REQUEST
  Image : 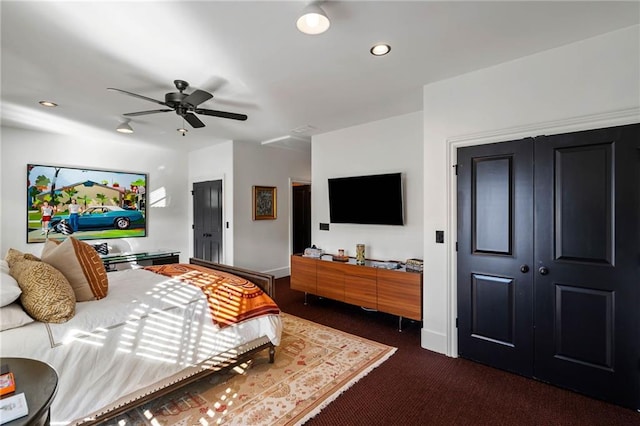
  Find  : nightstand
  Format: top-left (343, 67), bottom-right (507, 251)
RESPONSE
top-left (0, 358), bottom-right (58, 426)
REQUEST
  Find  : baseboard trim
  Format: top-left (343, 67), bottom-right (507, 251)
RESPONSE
top-left (421, 328), bottom-right (448, 355)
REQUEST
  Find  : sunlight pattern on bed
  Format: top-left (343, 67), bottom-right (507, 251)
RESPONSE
top-left (1, 267), bottom-right (282, 425)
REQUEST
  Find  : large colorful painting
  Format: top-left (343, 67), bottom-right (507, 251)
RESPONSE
top-left (27, 164), bottom-right (147, 243)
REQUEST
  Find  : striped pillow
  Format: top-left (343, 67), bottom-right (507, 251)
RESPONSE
top-left (42, 237), bottom-right (108, 301)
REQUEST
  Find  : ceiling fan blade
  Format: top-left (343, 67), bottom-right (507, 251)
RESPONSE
top-left (184, 113), bottom-right (205, 128)
top-left (123, 109), bottom-right (173, 117)
top-left (183, 89), bottom-right (213, 107)
top-left (107, 88), bottom-right (166, 105)
top-left (195, 108), bottom-right (248, 121)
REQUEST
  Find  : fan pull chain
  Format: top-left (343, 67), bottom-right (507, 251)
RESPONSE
top-left (178, 118), bottom-right (188, 136)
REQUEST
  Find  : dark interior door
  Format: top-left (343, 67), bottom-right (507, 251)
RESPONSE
top-left (193, 180), bottom-right (223, 263)
top-left (457, 138), bottom-right (535, 377)
top-left (457, 123), bottom-right (640, 410)
top-left (292, 184), bottom-right (311, 254)
top-left (533, 124), bottom-right (640, 408)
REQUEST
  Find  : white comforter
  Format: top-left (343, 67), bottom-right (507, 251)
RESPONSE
top-left (0, 268), bottom-right (282, 425)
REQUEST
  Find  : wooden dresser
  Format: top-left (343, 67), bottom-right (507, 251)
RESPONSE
top-left (290, 254), bottom-right (422, 323)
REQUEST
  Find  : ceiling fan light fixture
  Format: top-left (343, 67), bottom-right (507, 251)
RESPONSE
top-left (296, 3), bottom-right (330, 35)
top-left (370, 43), bottom-right (391, 56)
top-left (109, 79), bottom-right (248, 129)
top-left (116, 121), bottom-right (134, 134)
top-left (177, 127), bottom-right (188, 136)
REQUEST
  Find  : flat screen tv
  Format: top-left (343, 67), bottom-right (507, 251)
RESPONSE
top-left (328, 172), bottom-right (404, 225)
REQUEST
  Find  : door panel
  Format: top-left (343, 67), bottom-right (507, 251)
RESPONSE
top-left (474, 157), bottom-right (513, 254)
top-left (553, 144), bottom-right (613, 264)
top-left (534, 124), bottom-right (639, 408)
top-left (457, 138), bottom-right (534, 377)
top-left (290, 255), bottom-right (317, 294)
top-left (316, 262), bottom-right (345, 301)
top-left (554, 285), bottom-right (614, 370)
top-left (377, 268), bottom-right (422, 321)
top-left (470, 274), bottom-right (515, 346)
top-left (193, 180), bottom-right (223, 263)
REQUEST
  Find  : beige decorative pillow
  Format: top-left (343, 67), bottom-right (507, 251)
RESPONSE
top-left (10, 259), bottom-right (75, 323)
top-left (41, 237), bottom-right (108, 301)
top-left (5, 248), bottom-right (40, 268)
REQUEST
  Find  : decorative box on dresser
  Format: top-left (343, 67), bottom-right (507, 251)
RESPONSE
top-left (290, 254), bottom-right (422, 330)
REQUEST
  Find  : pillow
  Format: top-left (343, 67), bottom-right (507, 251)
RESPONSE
top-left (0, 259), bottom-right (9, 274)
top-left (0, 271), bottom-right (22, 307)
top-left (10, 259), bottom-right (75, 323)
top-left (5, 248), bottom-right (40, 268)
top-left (0, 303), bottom-right (35, 331)
top-left (41, 237), bottom-right (108, 301)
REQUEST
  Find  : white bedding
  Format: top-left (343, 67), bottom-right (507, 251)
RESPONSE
top-left (0, 268), bottom-right (282, 425)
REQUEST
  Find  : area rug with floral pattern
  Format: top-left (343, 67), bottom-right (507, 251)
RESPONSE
top-left (103, 313), bottom-right (397, 426)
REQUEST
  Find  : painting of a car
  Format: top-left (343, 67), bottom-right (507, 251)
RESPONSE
top-left (50, 206), bottom-right (144, 232)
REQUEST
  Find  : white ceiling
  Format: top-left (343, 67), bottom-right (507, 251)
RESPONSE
top-left (2, 1), bottom-right (638, 152)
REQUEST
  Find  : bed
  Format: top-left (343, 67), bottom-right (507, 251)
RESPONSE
top-left (0, 256), bottom-right (282, 425)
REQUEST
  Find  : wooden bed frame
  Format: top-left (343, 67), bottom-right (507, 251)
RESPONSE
top-left (189, 257), bottom-right (276, 299)
top-left (81, 258), bottom-right (277, 425)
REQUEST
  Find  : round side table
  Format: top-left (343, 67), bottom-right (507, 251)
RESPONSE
top-left (0, 358), bottom-right (58, 426)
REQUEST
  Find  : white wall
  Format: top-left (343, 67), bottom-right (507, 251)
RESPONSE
top-left (422, 25), bottom-right (640, 355)
top-left (0, 126), bottom-right (311, 277)
top-left (0, 126), bottom-right (190, 259)
top-left (311, 111), bottom-right (424, 262)
top-left (188, 141), bottom-right (234, 264)
top-left (232, 141), bottom-right (311, 277)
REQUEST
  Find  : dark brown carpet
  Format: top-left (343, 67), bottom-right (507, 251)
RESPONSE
top-left (274, 276), bottom-right (639, 426)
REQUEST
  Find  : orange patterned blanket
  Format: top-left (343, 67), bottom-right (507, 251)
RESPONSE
top-left (143, 263), bottom-right (280, 328)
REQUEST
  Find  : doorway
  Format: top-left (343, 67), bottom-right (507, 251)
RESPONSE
top-left (291, 182), bottom-right (311, 255)
top-left (193, 180), bottom-right (223, 263)
top-left (457, 123), bottom-right (639, 409)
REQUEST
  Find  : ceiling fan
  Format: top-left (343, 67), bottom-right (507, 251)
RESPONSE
top-left (108, 79), bottom-right (248, 129)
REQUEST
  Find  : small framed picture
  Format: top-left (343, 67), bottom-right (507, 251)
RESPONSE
top-left (253, 186), bottom-right (277, 220)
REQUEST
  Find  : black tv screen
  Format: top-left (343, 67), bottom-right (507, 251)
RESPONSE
top-left (328, 173), bottom-right (404, 225)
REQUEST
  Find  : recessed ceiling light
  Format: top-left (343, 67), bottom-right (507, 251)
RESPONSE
top-left (39, 100), bottom-right (58, 107)
top-left (370, 44), bottom-right (391, 56)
